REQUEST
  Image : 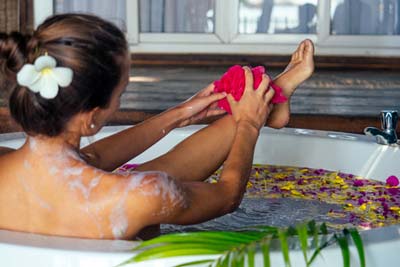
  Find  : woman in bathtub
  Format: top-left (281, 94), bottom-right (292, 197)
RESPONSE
top-left (0, 14), bottom-right (314, 239)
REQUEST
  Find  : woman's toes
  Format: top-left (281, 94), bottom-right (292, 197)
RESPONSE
top-left (298, 53), bottom-right (303, 61)
top-left (299, 41), bottom-right (306, 52)
top-left (304, 39), bottom-right (315, 54)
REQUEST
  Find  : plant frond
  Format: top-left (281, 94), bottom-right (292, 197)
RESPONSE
top-left (278, 228), bottom-right (291, 267)
top-left (296, 223), bottom-right (309, 265)
top-left (348, 229), bottom-right (366, 267)
top-left (335, 233), bottom-right (350, 267)
top-left (119, 221), bottom-right (365, 267)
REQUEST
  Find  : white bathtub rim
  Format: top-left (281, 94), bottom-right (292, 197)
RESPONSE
top-left (0, 125), bottom-right (377, 144)
top-left (1, 224), bottom-right (400, 267)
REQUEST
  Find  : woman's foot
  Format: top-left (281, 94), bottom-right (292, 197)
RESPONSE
top-left (266, 39), bottom-right (315, 128)
top-left (275, 39), bottom-right (315, 97)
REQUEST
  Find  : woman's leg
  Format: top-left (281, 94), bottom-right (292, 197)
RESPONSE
top-left (137, 40), bottom-right (315, 182)
top-left (136, 115), bottom-right (236, 182)
top-left (267, 39), bottom-right (315, 128)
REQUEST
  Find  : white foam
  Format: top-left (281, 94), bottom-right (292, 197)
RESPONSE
top-left (28, 138), bottom-right (38, 151)
top-left (63, 167), bottom-right (85, 177)
top-left (109, 197), bottom-right (129, 239)
top-left (23, 160), bottom-right (32, 170)
top-left (68, 175), bottom-right (102, 200)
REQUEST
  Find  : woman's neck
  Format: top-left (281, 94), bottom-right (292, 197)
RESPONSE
top-left (26, 132), bottom-right (81, 155)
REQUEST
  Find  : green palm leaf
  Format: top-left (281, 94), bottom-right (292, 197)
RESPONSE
top-left (174, 259), bottom-right (215, 267)
top-left (247, 243), bottom-right (256, 267)
top-left (308, 221), bottom-right (320, 248)
top-left (220, 252), bottom-right (231, 267)
top-left (133, 246), bottom-right (222, 262)
top-left (335, 233), bottom-right (350, 267)
top-left (134, 231), bottom-right (263, 250)
top-left (348, 229), bottom-right (366, 267)
top-left (119, 221), bottom-right (365, 267)
top-left (296, 223), bottom-right (309, 265)
top-left (307, 234), bottom-right (335, 266)
top-left (278, 228), bottom-right (291, 267)
top-left (261, 236), bottom-right (271, 267)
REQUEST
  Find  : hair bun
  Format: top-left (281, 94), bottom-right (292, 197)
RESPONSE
top-left (0, 32), bottom-right (30, 79)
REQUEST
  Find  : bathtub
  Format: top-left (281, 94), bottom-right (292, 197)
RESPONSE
top-left (1, 125), bottom-right (400, 267)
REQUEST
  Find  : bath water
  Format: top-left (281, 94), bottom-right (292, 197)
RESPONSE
top-left (116, 164), bottom-right (400, 233)
top-left (161, 197), bottom-right (345, 234)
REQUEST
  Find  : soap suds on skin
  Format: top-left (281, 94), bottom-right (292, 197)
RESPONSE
top-left (28, 138), bottom-right (38, 151)
top-left (23, 160), bottom-right (32, 170)
top-left (26, 136), bottom-right (188, 239)
top-left (26, 136), bottom-right (107, 237)
top-left (109, 172), bottom-right (147, 238)
top-left (78, 201), bottom-right (105, 239)
top-left (63, 166), bottom-right (85, 177)
top-left (69, 175), bottom-right (102, 200)
top-left (109, 171), bottom-right (187, 239)
top-left (69, 174), bottom-right (105, 238)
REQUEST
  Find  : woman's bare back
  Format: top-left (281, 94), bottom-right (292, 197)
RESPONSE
top-left (0, 138), bottom-right (183, 239)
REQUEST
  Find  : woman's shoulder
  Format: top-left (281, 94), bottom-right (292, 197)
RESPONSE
top-left (0, 147), bottom-right (16, 157)
top-left (99, 170), bottom-right (186, 214)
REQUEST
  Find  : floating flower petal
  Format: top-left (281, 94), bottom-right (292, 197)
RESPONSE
top-left (386, 175), bottom-right (399, 187)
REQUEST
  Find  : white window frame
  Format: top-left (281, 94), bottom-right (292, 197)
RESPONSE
top-left (34, 0), bottom-right (400, 56)
top-left (138, 0), bottom-right (229, 44)
top-left (34, 0), bottom-right (139, 44)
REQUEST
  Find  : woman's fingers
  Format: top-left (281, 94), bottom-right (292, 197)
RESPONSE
top-left (264, 87), bottom-right (275, 103)
top-left (198, 83), bottom-right (215, 96)
top-left (226, 93), bottom-right (236, 106)
top-left (256, 74), bottom-right (270, 96)
top-left (243, 67), bottom-right (254, 92)
top-left (206, 109), bottom-right (227, 117)
top-left (206, 92), bottom-right (226, 104)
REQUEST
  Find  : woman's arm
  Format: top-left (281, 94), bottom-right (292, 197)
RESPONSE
top-left (141, 69), bottom-right (276, 226)
top-left (81, 108), bottom-right (183, 172)
top-left (81, 84), bottom-right (226, 172)
top-left (163, 121), bottom-right (261, 225)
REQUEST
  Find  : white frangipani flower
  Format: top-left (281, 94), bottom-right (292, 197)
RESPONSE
top-left (17, 54), bottom-right (73, 99)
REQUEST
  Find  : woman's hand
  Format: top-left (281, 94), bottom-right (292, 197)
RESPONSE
top-left (227, 67), bottom-right (275, 131)
top-left (176, 83), bottom-right (227, 127)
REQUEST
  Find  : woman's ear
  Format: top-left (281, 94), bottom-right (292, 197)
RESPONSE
top-left (80, 107), bottom-right (101, 136)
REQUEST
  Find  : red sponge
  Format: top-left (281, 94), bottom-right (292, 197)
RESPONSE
top-left (213, 65), bottom-right (287, 114)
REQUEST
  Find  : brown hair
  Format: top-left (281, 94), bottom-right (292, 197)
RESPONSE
top-left (0, 14), bottom-right (128, 136)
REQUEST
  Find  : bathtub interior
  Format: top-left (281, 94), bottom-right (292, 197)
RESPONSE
top-left (1, 125), bottom-right (400, 267)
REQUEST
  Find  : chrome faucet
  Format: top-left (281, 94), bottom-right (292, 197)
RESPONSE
top-left (364, 110), bottom-right (398, 145)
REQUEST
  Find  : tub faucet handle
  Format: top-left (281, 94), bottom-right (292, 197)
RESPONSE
top-left (364, 110), bottom-right (398, 145)
top-left (381, 110), bottom-right (398, 132)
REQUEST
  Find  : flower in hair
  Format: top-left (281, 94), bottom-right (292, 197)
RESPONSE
top-left (17, 54), bottom-right (73, 99)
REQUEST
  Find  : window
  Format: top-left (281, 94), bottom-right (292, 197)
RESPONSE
top-left (54, 0), bottom-right (127, 32)
top-left (238, 0), bottom-right (318, 34)
top-left (331, 0), bottom-right (399, 35)
top-left (34, 0), bottom-right (400, 56)
top-left (139, 0), bottom-right (215, 33)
